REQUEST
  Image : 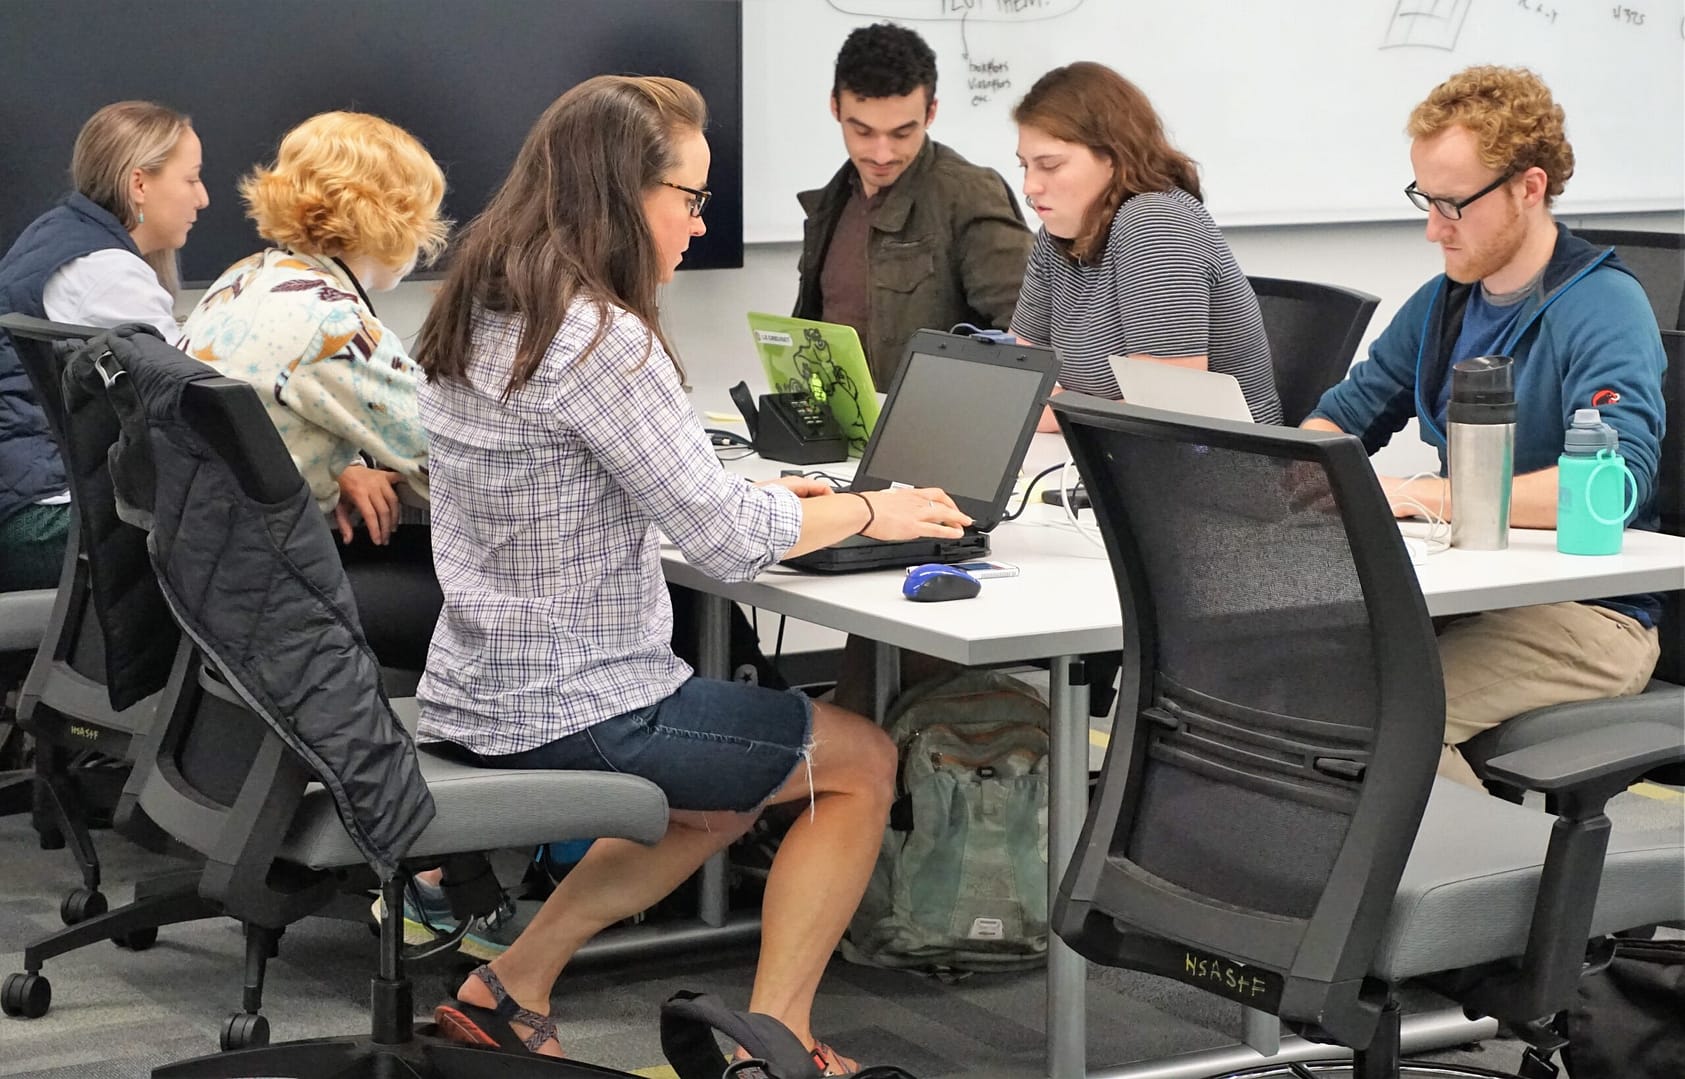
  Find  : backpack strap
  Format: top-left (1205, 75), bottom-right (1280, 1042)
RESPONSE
top-left (660, 991), bottom-right (822, 1079)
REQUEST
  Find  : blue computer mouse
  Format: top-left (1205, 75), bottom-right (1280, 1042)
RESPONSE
top-left (902, 564), bottom-right (982, 603)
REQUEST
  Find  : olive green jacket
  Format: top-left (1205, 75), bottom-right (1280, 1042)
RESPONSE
top-left (795, 138), bottom-right (1033, 385)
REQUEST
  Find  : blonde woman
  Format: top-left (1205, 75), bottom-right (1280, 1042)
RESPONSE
top-left (178, 110), bottom-right (448, 548)
top-left (0, 100), bottom-right (205, 590)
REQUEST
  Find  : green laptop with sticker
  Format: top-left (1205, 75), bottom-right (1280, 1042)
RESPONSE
top-left (746, 312), bottom-right (880, 455)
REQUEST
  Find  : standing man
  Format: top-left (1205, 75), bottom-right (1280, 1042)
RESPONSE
top-left (1304, 66), bottom-right (1667, 787)
top-left (795, 23), bottom-right (1032, 385)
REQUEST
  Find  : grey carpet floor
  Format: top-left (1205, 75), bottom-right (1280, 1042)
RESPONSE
top-left (2, 787), bottom-right (1678, 1078)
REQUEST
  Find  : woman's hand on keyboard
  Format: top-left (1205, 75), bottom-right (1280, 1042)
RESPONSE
top-left (860, 487), bottom-right (972, 542)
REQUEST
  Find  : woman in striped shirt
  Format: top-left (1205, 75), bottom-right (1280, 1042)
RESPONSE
top-left (1008, 63), bottom-right (1281, 429)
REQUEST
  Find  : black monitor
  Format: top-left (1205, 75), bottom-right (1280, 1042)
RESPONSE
top-left (0, 0), bottom-right (744, 283)
top-left (851, 330), bottom-right (1060, 528)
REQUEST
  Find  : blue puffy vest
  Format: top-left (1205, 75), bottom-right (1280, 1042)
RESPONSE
top-left (0, 194), bottom-right (142, 524)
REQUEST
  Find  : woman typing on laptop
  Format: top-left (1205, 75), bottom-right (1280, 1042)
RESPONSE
top-left (411, 75), bottom-right (966, 1072)
top-left (1007, 62), bottom-right (1282, 430)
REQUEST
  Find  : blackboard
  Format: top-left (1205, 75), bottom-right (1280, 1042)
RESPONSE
top-left (0, 0), bottom-right (744, 282)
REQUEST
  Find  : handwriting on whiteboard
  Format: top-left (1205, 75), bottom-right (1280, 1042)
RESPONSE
top-left (826, 0), bottom-right (1085, 18)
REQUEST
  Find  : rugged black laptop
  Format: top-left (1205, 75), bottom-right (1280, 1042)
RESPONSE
top-left (783, 330), bottom-right (1060, 573)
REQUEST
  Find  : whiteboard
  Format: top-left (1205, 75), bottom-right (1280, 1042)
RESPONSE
top-left (742, 0), bottom-right (1685, 243)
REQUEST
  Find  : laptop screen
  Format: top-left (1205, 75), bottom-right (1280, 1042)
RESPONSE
top-left (853, 332), bottom-right (1059, 524)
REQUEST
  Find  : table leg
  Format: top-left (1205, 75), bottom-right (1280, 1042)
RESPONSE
top-left (1241, 1007), bottom-right (1281, 1055)
top-left (1048, 656), bottom-right (1090, 1078)
top-left (695, 592), bottom-right (731, 928)
top-left (871, 640), bottom-right (901, 723)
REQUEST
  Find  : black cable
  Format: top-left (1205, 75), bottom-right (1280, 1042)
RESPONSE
top-left (774, 615), bottom-right (787, 667)
top-left (998, 463), bottom-right (1066, 523)
top-left (705, 427), bottom-right (753, 449)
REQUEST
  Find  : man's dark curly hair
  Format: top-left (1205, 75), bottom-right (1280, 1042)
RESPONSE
top-left (833, 23), bottom-right (937, 105)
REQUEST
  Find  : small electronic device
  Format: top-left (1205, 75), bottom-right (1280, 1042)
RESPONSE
top-left (747, 313), bottom-right (880, 454)
top-left (1108, 356), bottom-right (1256, 423)
top-left (918, 559), bottom-right (1018, 579)
top-left (729, 379), bottom-right (849, 465)
top-left (1040, 487), bottom-right (1090, 511)
top-left (901, 564), bottom-right (982, 602)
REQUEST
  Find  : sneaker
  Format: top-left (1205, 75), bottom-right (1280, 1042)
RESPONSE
top-left (372, 878), bottom-right (525, 961)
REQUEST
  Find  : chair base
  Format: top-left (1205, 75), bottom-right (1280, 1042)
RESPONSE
top-left (22, 875), bottom-right (217, 974)
top-left (153, 1028), bottom-right (637, 1078)
top-left (1214, 1064), bottom-right (1517, 1078)
top-left (1093, 1007), bottom-right (1499, 1079)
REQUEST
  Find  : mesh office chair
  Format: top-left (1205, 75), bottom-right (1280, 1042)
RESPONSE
top-left (1249, 277), bottom-right (1381, 426)
top-left (1461, 328), bottom-right (1683, 792)
top-left (0, 318), bottom-right (219, 1023)
top-left (55, 356), bottom-right (671, 1076)
top-left (1571, 228), bottom-right (1685, 332)
top-left (1051, 395), bottom-right (1684, 1078)
top-left (0, 586), bottom-right (56, 815)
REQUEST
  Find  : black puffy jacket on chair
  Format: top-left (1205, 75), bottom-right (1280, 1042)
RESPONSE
top-left (67, 325), bottom-right (434, 876)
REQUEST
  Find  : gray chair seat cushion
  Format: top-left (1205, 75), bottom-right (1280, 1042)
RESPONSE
top-left (279, 747), bottom-right (669, 870)
top-left (1373, 779), bottom-right (1684, 982)
top-left (0, 588), bottom-right (56, 653)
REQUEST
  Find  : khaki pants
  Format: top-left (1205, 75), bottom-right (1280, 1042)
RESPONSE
top-left (1437, 602), bottom-right (1661, 787)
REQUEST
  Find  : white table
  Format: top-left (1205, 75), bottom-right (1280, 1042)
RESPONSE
top-left (664, 436), bottom-right (1685, 1079)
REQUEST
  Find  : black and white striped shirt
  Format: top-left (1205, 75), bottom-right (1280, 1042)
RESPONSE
top-left (1011, 189), bottom-right (1281, 424)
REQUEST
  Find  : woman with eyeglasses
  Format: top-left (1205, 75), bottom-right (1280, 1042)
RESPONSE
top-left (176, 111), bottom-right (448, 669)
top-left (412, 75), bottom-right (964, 1071)
top-left (0, 100), bottom-right (206, 591)
top-left (1008, 62), bottom-right (1282, 429)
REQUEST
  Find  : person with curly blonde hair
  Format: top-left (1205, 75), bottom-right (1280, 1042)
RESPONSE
top-left (179, 111), bottom-right (448, 548)
top-left (1304, 66), bottom-right (1666, 787)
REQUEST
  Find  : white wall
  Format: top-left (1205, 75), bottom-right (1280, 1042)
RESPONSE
top-left (182, 209), bottom-right (1681, 656)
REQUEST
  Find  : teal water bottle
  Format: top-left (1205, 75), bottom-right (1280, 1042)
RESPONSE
top-left (1557, 408), bottom-right (1639, 555)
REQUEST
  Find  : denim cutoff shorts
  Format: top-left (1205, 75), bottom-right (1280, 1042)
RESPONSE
top-left (471, 677), bottom-right (814, 812)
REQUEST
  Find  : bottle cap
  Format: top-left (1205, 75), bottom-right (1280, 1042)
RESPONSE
top-left (1564, 407), bottom-right (1619, 454)
top-left (1449, 355), bottom-right (1516, 424)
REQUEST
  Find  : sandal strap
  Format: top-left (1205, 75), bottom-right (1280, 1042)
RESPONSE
top-left (811, 1042), bottom-right (851, 1077)
top-left (470, 964), bottom-right (560, 1054)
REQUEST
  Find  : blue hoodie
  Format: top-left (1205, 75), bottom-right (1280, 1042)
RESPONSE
top-left (1309, 224), bottom-right (1668, 623)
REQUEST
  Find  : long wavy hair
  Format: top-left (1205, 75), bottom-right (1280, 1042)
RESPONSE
top-left (70, 100), bottom-right (194, 295)
top-left (1013, 63), bottom-right (1201, 264)
top-left (416, 75), bottom-right (704, 399)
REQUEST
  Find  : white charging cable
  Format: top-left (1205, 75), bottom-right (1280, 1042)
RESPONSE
top-left (1055, 457), bottom-right (1109, 552)
top-left (1388, 471), bottom-right (1453, 555)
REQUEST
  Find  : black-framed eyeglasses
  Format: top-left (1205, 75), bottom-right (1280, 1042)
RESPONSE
top-left (1403, 169), bottom-right (1517, 220)
top-left (659, 181), bottom-right (711, 218)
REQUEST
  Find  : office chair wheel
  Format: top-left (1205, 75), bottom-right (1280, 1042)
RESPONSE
top-left (220, 1011), bottom-right (269, 1051)
top-left (59, 887), bottom-right (106, 925)
top-left (112, 927), bottom-right (158, 950)
top-left (1, 972), bottom-right (50, 1018)
top-left (37, 825), bottom-right (64, 850)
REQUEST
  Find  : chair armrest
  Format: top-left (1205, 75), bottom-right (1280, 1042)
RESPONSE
top-left (1449, 719), bottom-right (1684, 1025)
top-left (1504, 684), bottom-right (1684, 734)
top-left (1482, 720), bottom-right (1684, 809)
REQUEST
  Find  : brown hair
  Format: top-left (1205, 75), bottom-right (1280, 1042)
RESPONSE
top-left (416, 75), bottom-right (704, 399)
top-left (240, 111), bottom-right (449, 268)
top-left (1408, 65), bottom-right (1574, 203)
top-left (1012, 62), bottom-right (1201, 264)
top-left (70, 100), bottom-right (193, 295)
